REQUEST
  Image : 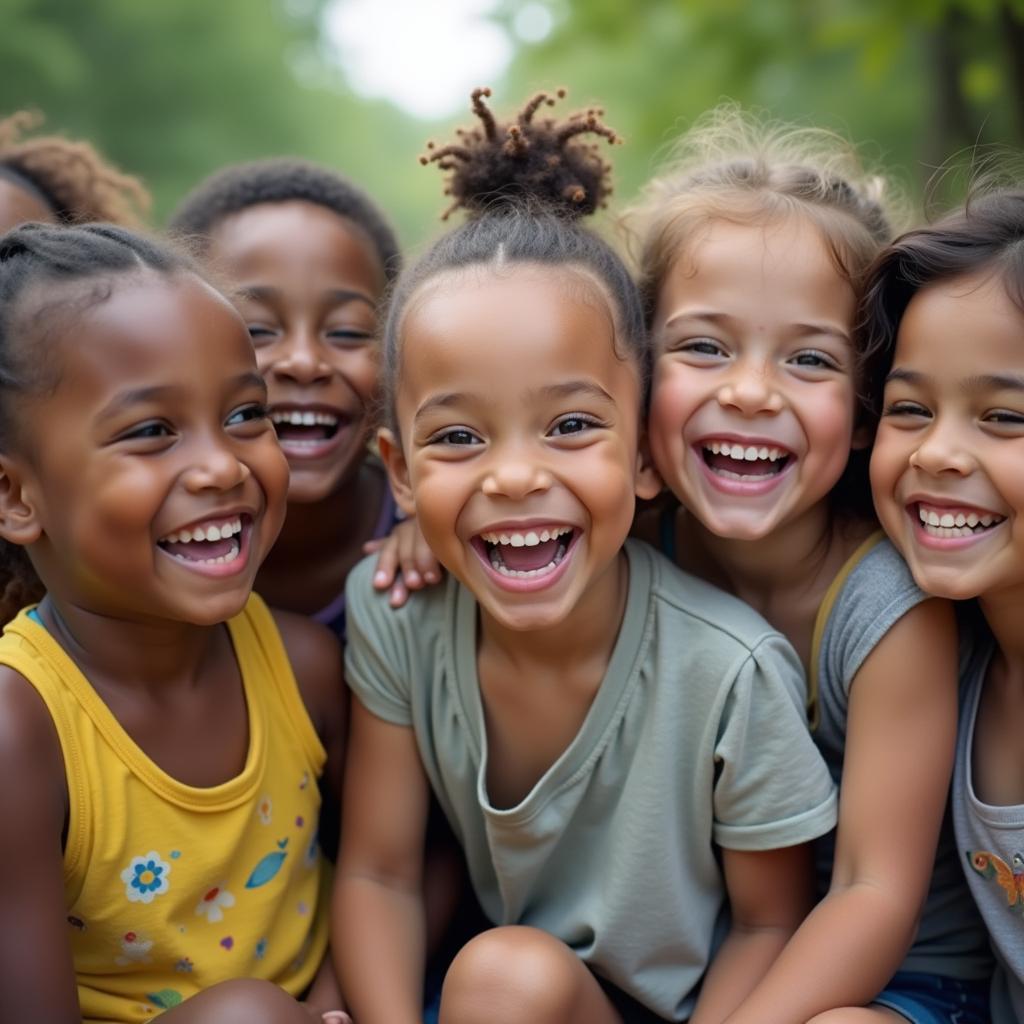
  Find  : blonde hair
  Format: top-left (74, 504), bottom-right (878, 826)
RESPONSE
top-left (624, 105), bottom-right (903, 322)
top-left (0, 111), bottom-right (150, 227)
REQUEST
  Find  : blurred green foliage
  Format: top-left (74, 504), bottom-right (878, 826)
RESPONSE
top-left (1, 0), bottom-right (1021, 247)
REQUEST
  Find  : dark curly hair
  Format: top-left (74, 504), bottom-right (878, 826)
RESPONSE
top-left (0, 222), bottom-right (196, 622)
top-left (169, 157), bottom-right (401, 284)
top-left (384, 87), bottom-right (644, 429)
top-left (0, 110), bottom-right (150, 227)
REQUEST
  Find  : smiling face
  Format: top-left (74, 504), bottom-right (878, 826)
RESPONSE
top-left (381, 266), bottom-right (658, 633)
top-left (648, 217), bottom-right (860, 541)
top-left (870, 271), bottom-right (1024, 601)
top-left (5, 271), bottom-right (289, 626)
top-left (208, 200), bottom-right (385, 504)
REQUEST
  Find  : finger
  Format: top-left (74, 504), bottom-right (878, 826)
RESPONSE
top-left (363, 537), bottom-right (385, 555)
top-left (414, 548), bottom-right (443, 584)
top-left (399, 556), bottom-right (423, 591)
top-left (321, 1012), bottom-right (352, 1024)
top-left (373, 544), bottom-right (400, 590)
top-left (389, 579), bottom-right (410, 608)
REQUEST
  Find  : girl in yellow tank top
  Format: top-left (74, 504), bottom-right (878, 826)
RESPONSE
top-left (0, 224), bottom-right (348, 1023)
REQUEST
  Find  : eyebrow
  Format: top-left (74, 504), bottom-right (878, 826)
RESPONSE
top-left (237, 284), bottom-right (375, 309)
top-left (412, 379), bottom-right (616, 426)
top-left (663, 309), bottom-right (849, 342)
top-left (886, 368), bottom-right (1024, 393)
top-left (96, 372), bottom-right (267, 423)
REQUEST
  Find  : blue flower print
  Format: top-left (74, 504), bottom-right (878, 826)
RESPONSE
top-left (121, 851), bottom-right (171, 904)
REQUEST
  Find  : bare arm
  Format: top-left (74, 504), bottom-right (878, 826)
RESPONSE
top-left (722, 598), bottom-right (959, 1024)
top-left (333, 697), bottom-right (431, 1024)
top-left (690, 843), bottom-right (815, 1024)
top-left (0, 667), bottom-right (81, 1023)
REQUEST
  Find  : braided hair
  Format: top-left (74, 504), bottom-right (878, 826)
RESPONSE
top-left (0, 223), bottom-right (193, 621)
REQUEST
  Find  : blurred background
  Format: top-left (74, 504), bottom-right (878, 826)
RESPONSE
top-left (2, 0), bottom-right (1021, 245)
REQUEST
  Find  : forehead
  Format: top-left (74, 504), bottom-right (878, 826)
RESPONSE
top-left (0, 177), bottom-right (57, 233)
top-left (49, 272), bottom-right (257, 394)
top-left (659, 217), bottom-right (855, 320)
top-left (208, 199), bottom-right (384, 295)
top-left (398, 267), bottom-right (638, 400)
top-left (896, 271), bottom-right (1024, 370)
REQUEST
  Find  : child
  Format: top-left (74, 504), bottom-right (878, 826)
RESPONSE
top-left (623, 109), bottom-right (991, 1022)
top-left (170, 159), bottom-right (402, 640)
top-left (336, 89), bottom-right (838, 1024)
top-left (865, 186), bottom-right (1024, 1024)
top-left (0, 223), bottom-right (347, 1023)
top-left (0, 110), bottom-right (149, 232)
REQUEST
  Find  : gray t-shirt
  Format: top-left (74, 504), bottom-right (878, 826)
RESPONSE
top-left (812, 535), bottom-right (990, 980)
top-left (345, 539), bottom-right (838, 1021)
top-left (954, 631), bottom-right (1023, 1023)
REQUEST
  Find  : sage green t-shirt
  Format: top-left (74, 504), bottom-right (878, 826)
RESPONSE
top-left (345, 539), bottom-right (838, 1021)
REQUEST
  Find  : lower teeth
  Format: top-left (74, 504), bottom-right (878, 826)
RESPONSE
top-left (714, 468), bottom-right (779, 482)
top-left (489, 541), bottom-right (568, 578)
top-left (921, 522), bottom-right (997, 539)
top-left (171, 538), bottom-right (241, 566)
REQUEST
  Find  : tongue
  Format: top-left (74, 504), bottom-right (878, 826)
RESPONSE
top-left (162, 536), bottom-right (236, 561)
top-left (707, 453), bottom-right (779, 477)
top-left (498, 537), bottom-right (561, 571)
top-left (276, 424), bottom-right (332, 442)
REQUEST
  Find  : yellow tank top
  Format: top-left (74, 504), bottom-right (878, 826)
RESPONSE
top-left (1, 595), bottom-right (329, 1022)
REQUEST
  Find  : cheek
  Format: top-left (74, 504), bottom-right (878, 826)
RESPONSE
top-left (648, 368), bottom-right (698, 468)
top-left (803, 384), bottom-right (857, 463)
top-left (340, 349), bottom-right (380, 405)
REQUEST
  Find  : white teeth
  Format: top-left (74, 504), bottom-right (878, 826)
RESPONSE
top-left (270, 410), bottom-right (339, 427)
top-left (917, 504), bottom-right (1005, 538)
top-left (162, 517), bottom-right (242, 546)
top-left (169, 538), bottom-right (241, 566)
top-left (966, 513), bottom-right (979, 527)
top-left (939, 514), bottom-right (955, 528)
top-left (704, 440), bottom-right (787, 462)
top-left (480, 525), bottom-right (573, 547)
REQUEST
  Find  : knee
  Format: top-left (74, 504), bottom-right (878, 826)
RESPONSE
top-left (180, 978), bottom-right (309, 1024)
top-left (440, 926), bottom-right (583, 1024)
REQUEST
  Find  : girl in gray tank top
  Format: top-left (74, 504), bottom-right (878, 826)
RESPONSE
top-left (623, 108), bottom-right (991, 1023)
top-left (867, 185), bottom-right (1024, 1024)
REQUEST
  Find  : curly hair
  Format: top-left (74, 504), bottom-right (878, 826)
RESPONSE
top-left (383, 88), bottom-right (644, 429)
top-left (0, 111), bottom-right (150, 227)
top-left (169, 157), bottom-right (401, 285)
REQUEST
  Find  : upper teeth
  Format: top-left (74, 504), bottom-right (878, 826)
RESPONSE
top-left (917, 506), bottom-right (1002, 529)
top-left (163, 517), bottom-right (243, 544)
top-left (270, 410), bottom-right (339, 426)
top-left (704, 441), bottom-right (786, 461)
top-left (480, 526), bottom-right (573, 547)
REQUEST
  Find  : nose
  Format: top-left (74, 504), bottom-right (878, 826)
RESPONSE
top-left (909, 417), bottom-right (975, 477)
top-left (717, 358), bottom-right (783, 417)
top-left (481, 444), bottom-right (553, 500)
top-left (181, 435), bottom-right (251, 494)
top-left (268, 326), bottom-right (332, 386)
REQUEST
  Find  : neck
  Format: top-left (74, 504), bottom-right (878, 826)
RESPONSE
top-left (478, 549), bottom-right (629, 673)
top-left (690, 502), bottom-right (843, 603)
top-left (36, 595), bottom-right (220, 693)
top-left (980, 588), bottom-right (1024, 674)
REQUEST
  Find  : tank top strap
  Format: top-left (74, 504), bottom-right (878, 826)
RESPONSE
top-left (807, 529), bottom-right (885, 730)
top-left (232, 594), bottom-right (326, 774)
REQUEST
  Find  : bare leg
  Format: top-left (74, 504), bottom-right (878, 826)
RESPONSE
top-left (808, 1007), bottom-right (911, 1023)
top-left (440, 925), bottom-right (623, 1024)
top-left (158, 978), bottom-right (314, 1024)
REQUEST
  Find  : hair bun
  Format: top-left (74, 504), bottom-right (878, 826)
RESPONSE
top-left (420, 87), bottom-right (621, 221)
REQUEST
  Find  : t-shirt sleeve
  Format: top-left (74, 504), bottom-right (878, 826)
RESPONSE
top-left (343, 556), bottom-right (414, 726)
top-left (713, 633), bottom-right (838, 851)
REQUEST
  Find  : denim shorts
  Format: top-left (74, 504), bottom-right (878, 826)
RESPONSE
top-left (873, 971), bottom-right (990, 1024)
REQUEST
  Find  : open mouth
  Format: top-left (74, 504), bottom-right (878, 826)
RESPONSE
top-left (158, 515), bottom-right (248, 566)
top-left (701, 440), bottom-right (791, 481)
top-left (270, 408), bottom-right (350, 449)
top-left (474, 525), bottom-right (577, 580)
top-left (914, 503), bottom-right (1006, 540)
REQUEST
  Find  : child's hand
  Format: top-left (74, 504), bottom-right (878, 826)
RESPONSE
top-left (317, 1012), bottom-right (352, 1024)
top-left (365, 517), bottom-right (444, 609)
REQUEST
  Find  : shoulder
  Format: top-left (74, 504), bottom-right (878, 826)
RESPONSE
top-left (267, 606), bottom-right (344, 734)
top-left (0, 664), bottom-right (66, 827)
top-left (630, 539), bottom-right (785, 653)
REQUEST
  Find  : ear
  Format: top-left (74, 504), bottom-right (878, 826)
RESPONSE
top-left (634, 433), bottom-right (663, 501)
top-left (0, 455), bottom-right (41, 545)
top-left (377, 427), bottom-right (416, 518)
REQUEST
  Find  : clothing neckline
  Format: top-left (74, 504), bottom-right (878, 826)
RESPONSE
top-left (8, 606), bottom-right (267, 811)
top-left (450, 538), bottom-right (653, 824)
